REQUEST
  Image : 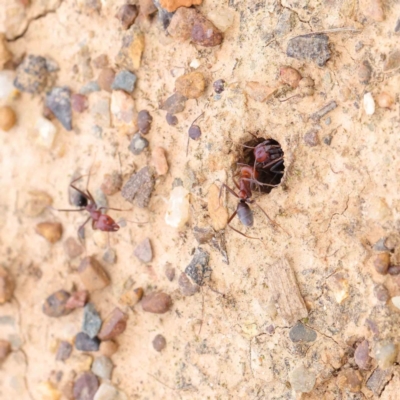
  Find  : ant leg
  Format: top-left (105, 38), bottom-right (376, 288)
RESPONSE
top-left (241, 177), bottom-right (278, 188)
top-left (98, 206), bottom-right (133, 212)
top-left (70, 183), bottom-right (92, 202)
top-left (270, 159), bottom-right (284, 174)
top-left (226, 210), bottom-right (264, 241)
top-left (232, 176), bottom-right (241, 191)
top-left (78, 216), bottom-right (91, 240)
top-left (50, 206), bottom-right (85, 212)
top-left (253, 203), bottom-right (290, 237)
top-left (220, 183), bottom-right (240, 199)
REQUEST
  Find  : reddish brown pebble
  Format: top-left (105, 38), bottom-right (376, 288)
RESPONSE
top-left (374, 284), bottom-right (389, 302)
top-left (178, 272), bottom-right (199, 296)
top-left (152, 334), bottom-right (166, 352)
top-left (142, 292), bottom-right (172, 314)
top-left (137, 110), bottom-right (152, 134)
top-left (191, 15), bottom-right (223, 47)
top-left (78, 256), bottom-right (110, 292)
top-left (99, 341), bottom-right (119, 358)
top-left (0, 340), bottom-right (11, 363)
top-left (65, 290), bottom-right (89, 310)
top-left (43, 290), bottom-right (72, 318)
top-left (97, 68), bottom-right (116, 93)
top-left (213, 79), bottom-right (225, 94)
top-left (373, 253), bottom-right (390, 275)
top-left (119, 287), bottom-right (143, 307)
top-left (388, 265), bottom-right (400, 275)
top-left (36, 222), bottom-right (63, 243)
top-left (376, 92), bottom-right (394, 109)
top-left (358, 61), bottom-right (372, 84)
top-left (166, 113), bottom-right (178, 126)
top-left (165, 264), bottom-right (175, 281)
top-left (92, 54), bottom-right (109, 69)
top-left (280, 66), bottom-right (302, 88)
top-left (100, 171), bottom-right (123, 196)
top-left (63, 237), bottom-right (84, 259)
top-left (0, 266), bottom-right (14, 304)
top-left (355, 340), bottom-right (371, 370)
top-left (139, 0), bottom-right (157, 16)
top-left (116, 4), bottom-right (138, 29)
top-left (0, 106), bottom-right (17, 131)
top-left (175, 71), bottom-right (205, 99)
top-left (71, 94), bottom-right (88, 113)
top-left (56, 341), bottom-right (73, 361)
top-left (97, 308), bottom-right (128, 340)
top-left (151, 147), bottom-right (169, 175)
top-left (167, 7), bottom-right (197, 41)
top-left (43, 105), bottom-right (55, 120)
top-left (73, 372), bottom-right (99, 400)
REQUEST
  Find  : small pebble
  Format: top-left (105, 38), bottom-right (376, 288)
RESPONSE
top-left (151, 147), bottom-right (169, 175)
top-left (128, 133), bottom-right (149, 155)
top-left (119, 287), bottom-right (143, 307)
top-left (355, 340), bottom-right (371, 370)
top-left (165, 264), bottom-right (175, 281)
top-left (245, 81), bottom-right (276, 102)
top-left (178, 272), bottom-right (199, 296)
top-left (82, 303), bottom-right (102, 339)
top-left (111, 70), bottom-right (137, 93)
top-left (80, 81), bottom-right (101, 95)
top-left (375, 342), bottom-right (397, 369)
top-left (97, 308), bottom-right (128, 340)
top-left (362, 0), bottom-right (385, 22)
top-left (97, 68), bottom-right (116, 93)
top-left (287, 34), bottom-right (330, 67)
top-left (115, 28), bottom-right (145, 71)
top-left (391, 296), bottom-right (400, 309)
top-left (395, 17), bottom-right (400, 33)
top-left (166, 113), bottom-right (178, 126)
top-left (188, 124), bottom-right (201, 140)
top-left (0, 33), bottom-right (12, 69)
top-left (101, 171), bottom-right (122, 196)
top-left (78, 256), bottom-right (110, 292)
top-left (208, 183), bottom-right (228, 231)
top-left (303, 129), bottom-right (319, 147)
top-left (175, 71), bottom-right (205, 99)
top-left (0, 71), bottom-right (15, 100)
top-left (46, 87), bottom-right (72, 131)
top-left (137, 110), bottom-right (152, 134)
top-left (152, 334), bottom-right (166, 352)
top-left (99, 341), bottom-right (119, 358)
top-left (289, 322), bottom-right (317, 343)
top-left (75, 332), bottom-right (100, 352)
top-left (92, 54), bottom-right (108, 69)
top-left (185, 247), bottom-right (210, 286)
top-left (342, 369), bottom-right (362, 393)
top-left (0, 266), bottom-right (14, 304)
top-left (43, 290), bottom-right (72, 318)
top-left (121, 166), bottom-right (155, 208)
top-left (363, 92), bottom-right (375, 115)
top-left (165, 186), bottom-right (190, 228)
top-left (0, 340), bottom-right (11, 363)
top-left (37, 382), bottom-right (61, 400)
top-left (93, 383), bottom-right (118, 400)
top-left (167, 7), bottom-right (197, 41)
top-left (191, 14), bottom-right (223, 47)
top-left (63, 237), bottom-right (84, 259)
top-left (373, 253), bottom-right (390, 275)
top-left (161, 93), bottom-right (187, 114)
top-left (374, 284), bottom-right (389, 302)
top-left (92, 356), bottom-right (113, 380)
top-left (358, 61), bottom-right (372, 84)
top-left (102, 248), bottom-right (117, 265)
top-left (36, 222), bottom-right (63, 243)
top-left (298, 77), bottom-right (315, 97)
top-left (213, 79), bottom-right (225, 94)
top-left (56, 341), bottom-right (72, 362)
top-left (14, 54), bottom-right (48, 94)
top-left (388, 265), bottom-right (400, 275)
top-left (116, 4), bottom-right (138, 29)
top-left (193, 226), bottom-right (214, 244)
top-left (111, 90), bottom-right (135, 126)
top-left (207, 8), bottom-right (234, 32)
top-left (0, 106), bottom-right (17, 131)
top-left (71, 94), bottom-right (88, 113)
top-left (280, 66), bottom-right (302, 88)
top-left (376, 92), bottom-right (394, 109)
top-left (23, 190), bottom-right (53, 217)
top-left (134, 238), bottom-right (153, 263)
top-left (289, 365), bottom-right (316, 393)
top-left (73, 372), bottom-right (99, 400)
top-left (142, 292), bottom-right (172, 314)
top-left (35, 117), bottom-right (57, 149)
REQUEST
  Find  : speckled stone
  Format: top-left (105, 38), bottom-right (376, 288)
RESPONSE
top-left (111, 70), bottom-right (137, 93)
top-left (45, 87), bottom-right (72, 131)
top-left (287, 34), bottom-right (330, 67)
top-left (82, 303), bottom-right (102, 339)
top-left (128, 133), bottom-right (149, 155)
top-left (133, 238), bottom-right (153, 263)
top-left (91, 355), bottom-right (114, 380)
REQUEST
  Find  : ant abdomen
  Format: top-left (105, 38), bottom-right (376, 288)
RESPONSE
top-left (237, 202), bottom-right (253, 227)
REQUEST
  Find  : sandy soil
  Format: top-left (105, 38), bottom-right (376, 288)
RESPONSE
top-left (1, 0), bottom-right (400, 399)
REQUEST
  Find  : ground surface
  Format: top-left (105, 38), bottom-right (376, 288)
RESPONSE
top-left (0, 0), bottom-right (400, 399)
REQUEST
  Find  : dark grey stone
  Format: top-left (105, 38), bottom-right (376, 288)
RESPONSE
top-left (289, 322), bottom-right (317, 343)
top-left (185, 248), bottom-right (211, 286)
top-left (46, 87), bottom-right (72, 131)
top-left (111, 70), bottom-right (137, 93)
top-left (82, 303), bottom-right (102, 339)
top-left (287, 34), bottom-right (330, 67)
top-left (161, 93), bottom-right (187, 114)
top-left (75, 332), bottom-right (100, 352)
top-left (128, 133), bottom-right (149, 155)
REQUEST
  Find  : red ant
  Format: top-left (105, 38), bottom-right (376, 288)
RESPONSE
top-left (55, 174), bottom-right (129, 239)
top-left (252, 139), bottom-right (284, 173)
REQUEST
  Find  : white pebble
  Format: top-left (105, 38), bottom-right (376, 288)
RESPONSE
top-left (35, 117), bottom-right (57, 149)
top-left (93, 382), bottom-right (117, 400)
top-left (391, 296), bottom-right (400, 309)
top-left (0, 71), bottom-right (16, 100)
top-left (111, 90), bottom-right (135, 126)
top-left (165, 186), bottom-right (190, 229)
top-left (208, 9), bottom-right (235, 32)
top-left (189, 59), bottom-right (201, 69)
top-left (363, 92), bottom-right (375, 115)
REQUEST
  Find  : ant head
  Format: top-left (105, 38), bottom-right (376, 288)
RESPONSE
top-left (97, 214), bottom-right (120, 232)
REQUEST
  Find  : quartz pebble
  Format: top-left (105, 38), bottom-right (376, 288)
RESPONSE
top-left (161, 93), bottom-right (187, 114)
top-left (71, 94), bottom-right (88, 113)
top-left (43, 290), bottom-right (72, 318)
top-left (116, 4), bottom-right (138, 29)
top-left (64, 237), bottom-right (84, 259)
top-left (376, 92), bottom-right (394, 109)
top-left (152, 334), bottom-right (166, 352)
top-left (245, 82), bottom-right (276, 102)
top-left (56, 341), bottom-right (72, 361)
top-left (134, 238), bottom-right (153, 263)
top-left (0, 340), bottom-right (11, 363)
top-left (0, 266), bottom-right (14, 304)
top-left (14, 55), bottom-right (48, 94)
top-left (101, 171), bottom-right (122, 196)
top-left (151, 147), bottom-right (169, 175)
top-left (0, 106), bottom-right (17, 131)
top-left (23, 190), bottom-right (53, 217)
top-left (280, 66), bottom-right (302, 88)
top-left (78, 256), bottom-right (110, 292)
top-left (175, 71), bottom-right (205, 99)
top-left (97, 308), bottom-right (128, 340)
top-left (363, 92), bottom-right (375, 115)
top-left (92, 356), bottom-right (113, 380)
top-left (111, 90), bottom-right (135, 126)
top-left (116, 28), bottom-right (145, 71)
top-left (137, 110), bottom-right (152, 134)
top-left (0, 71), bottom-right (16, 100)
top-left (375, 342), bottom-right (397, 369)
top-left (289, 365), bottom-right (316, 393)
top-left (65, 290), bottom-right (88, 310)
top-left (354, 340), bottom-right (371, 370)
top-left (75, 332), bottom-right (100, 352)
top-left (289, 322), bottom-right (317, 343)
top-left (208, 183), bottom-right (228, 231)
top-left (391, 296), bottom-right (400, 309)
top-left (82, 303), bottom-right (102, 339)
top-left (373, 253), bottom-right (390, 275)
top-left (142, 292), bottom-right (172, 314)
top-left (99, 341), bottom-right (118, 358)
top-left (287, 34), bottom-right (330, 67)
top-left (73, 372), bottom-right (99, 400)
top-left (111, 70), bottom-right (137, 93)
top-left (46, 87), bottom-right (72, 131)
top-left (36, 222), bottom-right (63, 243)
top-left (97, 68), bottom-right (115, 93)
top-left (35, 117), bottom-right (57, 149)
top-left (128, 133), bottom-right (149, 155)
top-left (165, 186), bottom-right (190, 228)
top-left (121, 166), bottom-right (155, 208)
